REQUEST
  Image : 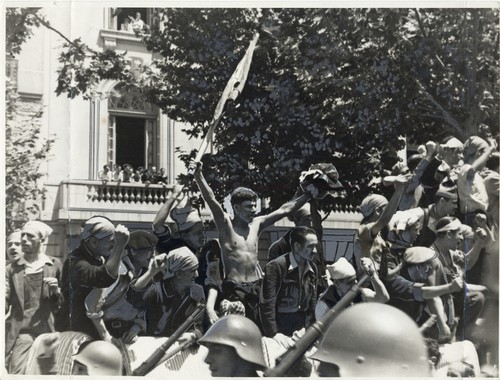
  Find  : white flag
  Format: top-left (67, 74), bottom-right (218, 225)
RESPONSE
top-left (212, 33), bottom-right (259, 121)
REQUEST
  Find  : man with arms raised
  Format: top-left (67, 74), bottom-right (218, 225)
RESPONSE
top-left (193, 161), bottom-right (317, 324)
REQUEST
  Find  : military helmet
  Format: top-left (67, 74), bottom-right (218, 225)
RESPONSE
top-left (198, 315), bottom-right (266, 368)
top-left (73, 340), bottom-right (123, 376)
top-left (310, 303), bottom-right (430, 377)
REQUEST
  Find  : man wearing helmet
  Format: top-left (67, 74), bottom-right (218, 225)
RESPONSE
top-left (198, 315), bottom-right (267, 377)
top-left (26, 332), bottom-right (123, 375)
top-left (310, 303), bottom-right (431, 377)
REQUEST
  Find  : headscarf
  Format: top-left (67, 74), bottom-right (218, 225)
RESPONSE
top-left (390, 211), bottom-right (420, 233)
top-left (326, 257), bottom-right (356, 280)
top-left (22, 221), bottom-right (53, 239)
top-left (358, 194), bottom-right (388, 219)
top-left (162, 247), bottom-right (198, 279)
top-left (436, 218), bottom-right (462, 233)
top-left (170, 197), bottom-right (202, 232)
top-left (81, 216), bottom-right (115, 241)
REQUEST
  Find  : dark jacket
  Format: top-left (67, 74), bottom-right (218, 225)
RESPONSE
top-left (55, 243), bottom-right (117, 338)
top-left (259, 253), bottom-right (318, 337)
top-left (133, 280), bottom-right (205, 337)
top-left (5, 256), bottom-right (63, 355)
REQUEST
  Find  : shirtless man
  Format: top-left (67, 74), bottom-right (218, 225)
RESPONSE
top-left (193, 161), bottom-right (317, 324)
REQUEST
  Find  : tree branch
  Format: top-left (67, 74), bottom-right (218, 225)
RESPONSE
top-left (33, 13), bottom-right (91, 55)
top-left (414, 79), bottom-right (463, 137)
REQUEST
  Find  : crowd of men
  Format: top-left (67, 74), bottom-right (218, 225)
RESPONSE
top-left (98, 164), bottom-right (168, 185)
top-left (4, 132), bottom-right (499, 377)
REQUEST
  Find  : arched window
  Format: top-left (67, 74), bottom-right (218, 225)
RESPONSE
top-left (107, 84), bottom-right (158, 170)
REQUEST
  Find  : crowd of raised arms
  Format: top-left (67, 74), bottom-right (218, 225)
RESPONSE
top-left (5, 133), bottom-right (499, 377)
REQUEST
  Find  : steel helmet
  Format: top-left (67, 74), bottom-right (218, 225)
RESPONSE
top-left (198, 315), bottom-right (267, 368)
top-left (72, 340), bottom-right (123, 376)
top-left (310, 303), bottom-right (430, 377)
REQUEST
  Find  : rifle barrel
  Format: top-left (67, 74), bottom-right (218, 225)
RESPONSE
top-left (132, 303), bottom-right (205, 376)
top-left (264, 274), bottom-right (371, 377)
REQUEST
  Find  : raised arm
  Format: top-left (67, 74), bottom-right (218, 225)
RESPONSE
top-left (130, 253), bottom-right (166, 291)
top-left (360, 258), bottom-right (389, 303)
top-left (259, 192), bottom-right (313, 232)
top-left (192, 161), bottom-right (227, 228)
top-left (152, 184), bottom-right (184, 233)
top-left (104, 225), bottom-right (129, 278)
top-left (370, 176), bottom-right (408, 237)
top-left (405, 141), bottom-right (436, 193)
top-left (464, 226), bottom-right (490, 269)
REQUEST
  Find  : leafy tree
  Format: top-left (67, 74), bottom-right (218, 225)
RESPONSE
top-left (5, 8), bottom-right (54, 234)
top-left (6, 8), bottom-right (42, 57)
top-left (41, 8), bottom-right (500, 211)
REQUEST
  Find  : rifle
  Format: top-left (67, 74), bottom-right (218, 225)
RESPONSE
top-left (264, 273), bottom-right (372, 377)
top-left (132, 303), bottom-right (206, 376)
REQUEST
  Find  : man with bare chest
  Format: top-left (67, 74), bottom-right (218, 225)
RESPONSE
top-left (193, 162), bottom-right (316, 325)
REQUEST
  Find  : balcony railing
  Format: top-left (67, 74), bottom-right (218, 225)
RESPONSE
top-left (88, 181), bottom-right (171, 205)
top-left (43, 180), bottom-right (362, 228)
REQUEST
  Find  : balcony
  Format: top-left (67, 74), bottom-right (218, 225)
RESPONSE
top-left (99, 29), bottom-right (144, 51)
top-left (43, 180), bottom-right (213, 224)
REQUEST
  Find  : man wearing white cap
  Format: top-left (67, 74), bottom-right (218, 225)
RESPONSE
top-left (386, 246), bottom-right (464, 342)
top-left (315, 257), bottom-right (389, 320)
top-left (56, 216), bottom-right (129, 339)
top-left (6, 221), bottom-right (62, 374)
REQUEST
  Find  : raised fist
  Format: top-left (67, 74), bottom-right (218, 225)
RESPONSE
top-left (114, 224), bottom-right (130, 247)
top-left (425, 141), bottom-right (437, 156)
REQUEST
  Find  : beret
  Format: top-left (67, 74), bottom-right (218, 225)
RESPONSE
top-left (403, 247), bottom-right (437, 265)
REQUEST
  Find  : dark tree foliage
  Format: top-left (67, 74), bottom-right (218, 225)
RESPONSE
top-left (50, 8), bottom-right (499, 211)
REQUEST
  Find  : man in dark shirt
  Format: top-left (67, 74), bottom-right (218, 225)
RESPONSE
top-left (259, 226), bottom-right (319, 342)
top-left (55, 216), bottom-right (129, 339)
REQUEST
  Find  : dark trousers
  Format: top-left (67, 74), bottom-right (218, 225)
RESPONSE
top-left (455, 290), bottom-right (485, 341)
top-left (276, 311), bottom-right (308, 336)
top-left (222, 279), bottom-right (262, 328)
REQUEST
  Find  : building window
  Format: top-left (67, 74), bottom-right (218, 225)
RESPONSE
top-left (109, 8), bottom-right (158, 32)
top-left (108, 84), bottom-right (158, 170)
